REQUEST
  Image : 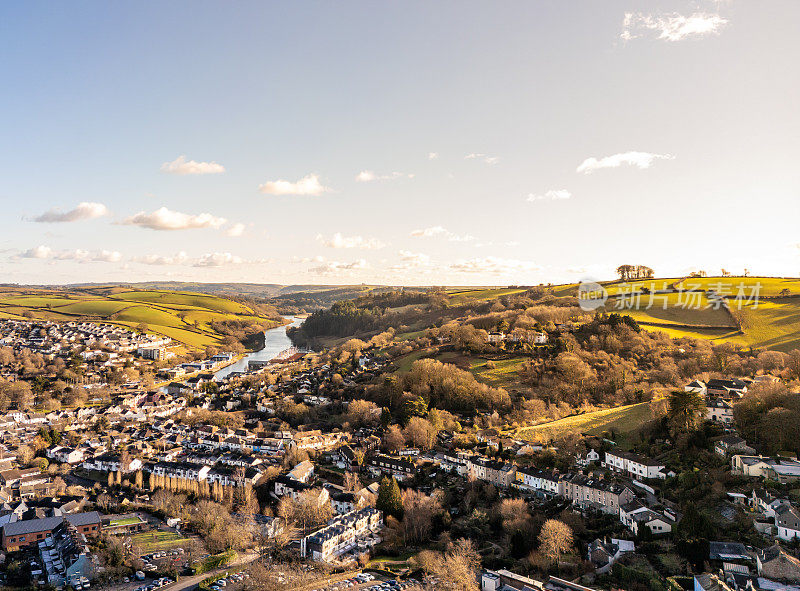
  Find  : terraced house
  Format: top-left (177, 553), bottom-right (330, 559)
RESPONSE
top-left (604, 450), bottom-right (666, 480)
top-left (467, 456), bottom-right (516, 488)
top-left (514, 466), bottom-right (562, 497)
top-left (367, 454), bottom-right (417, 481)
top-left (561, 474), bottom-right (635, 515)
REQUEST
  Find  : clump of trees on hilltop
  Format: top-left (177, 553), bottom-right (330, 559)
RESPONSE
top-left (615, 264), bottom-right (655, 281)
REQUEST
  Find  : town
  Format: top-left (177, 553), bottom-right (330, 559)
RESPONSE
top-left (3, 2), bottom-right (797, 590)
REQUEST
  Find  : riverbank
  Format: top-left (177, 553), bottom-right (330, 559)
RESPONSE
top-left (213, 316), bottom-right (303, 379)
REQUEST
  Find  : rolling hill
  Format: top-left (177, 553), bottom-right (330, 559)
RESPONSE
top-left (592, 276), bottom-right (800, 352)
top-left (0, 286), bottom-right (283, 350)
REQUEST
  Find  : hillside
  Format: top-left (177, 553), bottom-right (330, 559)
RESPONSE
top-left (0, 286), bottom-right (284, 350)
top-left (70, 281), bottom-right (412, 312)
top-left (593, 276), bottom-right (800, 352)
top-left (430, 277), bottom-right (800, 353)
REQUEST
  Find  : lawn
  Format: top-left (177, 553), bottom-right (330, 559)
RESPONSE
top-left (516, 401), bottom-right (655, 443)
top-left (109, 517), bottom-right (143, 526)
top-left (131, 530), bottom-right (191, 551)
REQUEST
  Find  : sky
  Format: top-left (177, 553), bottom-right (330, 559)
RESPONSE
top-left (1, 1), bottom-right (798, 286)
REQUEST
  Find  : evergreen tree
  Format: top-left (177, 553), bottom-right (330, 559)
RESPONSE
top-left (400, 396), bottom-right (428, 425)
top-left (376, 476), bottom-right (403, 519)
top-left (380, 407), bottom-right (392, 429)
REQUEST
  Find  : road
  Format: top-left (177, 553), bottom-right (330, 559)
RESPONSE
top-left (166, 552), bottom-right (260, 591)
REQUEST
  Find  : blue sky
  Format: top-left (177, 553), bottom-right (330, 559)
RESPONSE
top-left (1, 1), bottom-right (798, 285)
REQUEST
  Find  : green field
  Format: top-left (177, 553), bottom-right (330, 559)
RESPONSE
top-left (393, 349), bottom-right (431, 373)
top-left (516, 401), bottom-right (655, 443)
top-left (470, 357), bottom-right (527, 388)
top-left (447, 287), bottom-right (529, 304)
top-left (131, 530), bottom-right (191, 551)
top-left (0, 286), bottom-right (282, 350)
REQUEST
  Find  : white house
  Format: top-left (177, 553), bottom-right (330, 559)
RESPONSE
top-left (775, 505), bottom-right (800, 541)
top-left (604, 450), bottom-right (665, 480)
top-left (706, 398), bottom-right (734, 424)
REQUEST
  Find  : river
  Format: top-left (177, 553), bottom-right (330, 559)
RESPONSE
top-left (213, 316), bottom-right (303, 379)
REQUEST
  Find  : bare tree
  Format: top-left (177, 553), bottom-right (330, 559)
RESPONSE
top-left (538, 519), bottom-right (573, 564)
top-left (402, 489), bottom-right (442, 544)
top-left (427, 538), bottom-right (481, 591)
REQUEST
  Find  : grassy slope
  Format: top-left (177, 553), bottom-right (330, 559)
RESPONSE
top-left (469, 357), bottom-right (528, 389)
top-left (593, 277), bottom-right (800, 351)
top-left (515, 401), bottom-right (655, 442)
top-left (0, 287), bottom-right (281, 350)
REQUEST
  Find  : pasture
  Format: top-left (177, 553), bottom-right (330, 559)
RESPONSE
top-left (0, 286), bottom-right (282, 350)
top-left (516, 401), bottom-right (655, 443)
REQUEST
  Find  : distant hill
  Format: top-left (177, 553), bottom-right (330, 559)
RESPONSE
top-left (68, 282), bottom-right (410, 311)
top-left (0, 285), bottom-right (284, 350)
top-left (284, 277), bottom-right (800, 352)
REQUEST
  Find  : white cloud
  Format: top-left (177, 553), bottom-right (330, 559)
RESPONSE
top-left (122, 207), bottom-right (227, 231)
top-left (355, 170), bottom-right (377, 182)
top-left (355, 170), bottom-right (410, 182)
top-left (390, 250), bottom-right (431, 271)
top-left (225, 223), bottom-right (246, 237)
top-left (134, 252), bottom-right (189, 266)
top-left (449, 256), bottom-right (541, 275)
top-left (258, 174), bottom-right (330, 196)
top-left (399, 250), bottom-right (430, 264)
top-left (160, 155), bottom-right (226, 175)
top-left (20, 245), bottom-right (53, 259)
top-left (465, 153), bottom-right (499, 165)
top-left (19, 246), bottom-right (120, 262)
top-left (621, 12), bottom-right (728, 42)
top-left (316, 233), bottom-right (386, 250)
top-left (576, 151), bottom-right (674, 173)
top-left (527, 189), bottom-right (572, 202)
top-left (194, 252), bottom-right (244, 267)
top-left (410, 226), bottom-right (476, 242)
top-left (309, 259), bottom-right (368, 274)
top-left (33, 202), bottom-right (110, 223)
top-left (90, 250), bottom-right (123, 263)
top-left (290, 255), bottom-right (325, 264)
top-left (427, 152), bottom-right (439, 160)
